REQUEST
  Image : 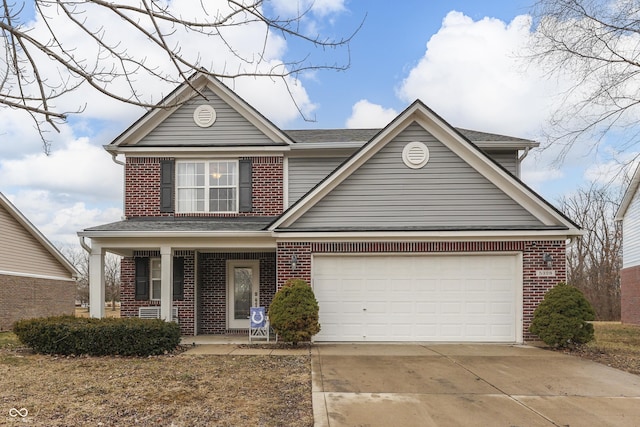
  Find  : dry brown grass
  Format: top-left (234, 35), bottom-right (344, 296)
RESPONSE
top-left (0, 333), bottom-right (312, 426)
top-left (563, 321), bottom-right (640, 375)
top-left (75, 306), bottom-right (120, 318)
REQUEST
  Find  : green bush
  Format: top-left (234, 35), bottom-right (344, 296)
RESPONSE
top-left (268, 278), bottom-right (320, 344)
top-left (529, 282), bottom-right (596, 348)
top-left (13, 316), bottom-right (181, 356)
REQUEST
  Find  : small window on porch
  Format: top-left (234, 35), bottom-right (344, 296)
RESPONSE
top-left (150, 258), bottom-right (161, 300)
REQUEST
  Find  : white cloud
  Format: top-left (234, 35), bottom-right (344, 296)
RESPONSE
top-left (583, 152), bottom-right (640, 188)
top-left (0, 137), bottom-right (122, 203)
top-left (269, 0), bottom-right (346, 18)
top-left (5, 190), bottom-right (122, 247)
top-left (346, 100), bottom-right (398, 128)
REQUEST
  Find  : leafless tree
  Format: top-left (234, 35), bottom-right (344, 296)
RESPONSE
top-left (1, 1), bottom-right (360, 152)
top-left (559, 183), bottom-right (623, 320)
top-left (528, 0), bottom-right (640, 161)
top-left (59, 244), bottom-right (120, 310)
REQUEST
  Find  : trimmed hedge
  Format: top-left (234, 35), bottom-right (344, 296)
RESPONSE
top-left (13, 316), bottom-right (181, 356)
top-left (268, 278), bottom-right (320, 344)
top-left (529, 282), bottom-right (596, 348)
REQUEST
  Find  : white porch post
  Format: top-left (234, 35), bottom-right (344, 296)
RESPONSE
top-left (160, 246), bottom-right (174, 321)
top-left (89, 245), bottom-right (105, 318)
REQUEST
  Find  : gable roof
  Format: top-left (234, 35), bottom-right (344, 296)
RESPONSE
top-left (616, 163), bottom-right (640, 221)
top-left (106, 72), bottom-right (294, 151)
top-left (270, 100), bottom-right (580, 235)
top-left (0, 192), bottom-right (79, 278)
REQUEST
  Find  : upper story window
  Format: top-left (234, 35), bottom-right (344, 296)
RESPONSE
top-left (176, 160), bottom-right (238, 213)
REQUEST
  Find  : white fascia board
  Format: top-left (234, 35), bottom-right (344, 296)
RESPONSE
top-left (273, 229), bottom-right (584, 242)
top-left (0, 269), bottom-right (77, 282)
top-left (474, 141), bottom-right (540, 149)
top-left (109, 146), bottom-right (290, 156)
top-left (289, 142), bottom-right (366, 150)
top-left (78, 230), bottom-right (272, 239)
top-left (616, 163), bottom-right (640, 221)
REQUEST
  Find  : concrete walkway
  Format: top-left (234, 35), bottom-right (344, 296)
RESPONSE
top-left (312, 344), bottom-right (640, 427)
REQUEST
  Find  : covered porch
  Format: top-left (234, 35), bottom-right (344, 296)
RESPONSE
top-left (78, 218), bottom-right (277, 336)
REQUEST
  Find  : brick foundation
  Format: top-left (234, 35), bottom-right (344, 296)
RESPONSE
top-left (621, 266), bottom-right (640, 325)
top-left (0, 274), bottom-right (75, 331)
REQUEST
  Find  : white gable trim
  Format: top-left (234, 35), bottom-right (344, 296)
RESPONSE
top-left (616, 163), bottom-right (640, 221)
top-left (0, 192), bottom-right (79, 278)
top-left (269, 101), bottom-right (580, 233)
top-left (108, 73), bottom-right (294, 148)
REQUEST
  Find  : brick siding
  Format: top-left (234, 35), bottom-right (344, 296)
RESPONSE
top-left (120, 251), bottom-right (276, 336)
top-left (198, 252), bottom-right (276, 334)
top-left (124, 156), bottom-right (283, 218)
top-left (120, 251), bottom-right (196, 335)
top-left (621, 266), bottom-right (640, 325)
top-left (0, 274), bottom-right (75, 331)
top-left (276, 240), bottom-right (567, 342)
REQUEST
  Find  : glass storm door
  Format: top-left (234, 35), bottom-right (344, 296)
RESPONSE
top-left (227, 260), bottom-right (260, 329)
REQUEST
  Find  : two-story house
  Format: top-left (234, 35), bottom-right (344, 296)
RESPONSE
top-left (79, 73), bottom-right (581, 342)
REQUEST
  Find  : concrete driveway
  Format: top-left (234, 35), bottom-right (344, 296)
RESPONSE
top-left (311, 344), bottom-right (640, 427)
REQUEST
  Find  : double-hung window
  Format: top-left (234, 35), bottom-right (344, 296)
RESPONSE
top-left (176, 160), bottom-right (238, 213)
top-left (150, 258), bottom-right (162, 300)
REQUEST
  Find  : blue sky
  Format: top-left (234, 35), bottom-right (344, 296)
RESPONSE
top-left (0, 0), bottom-right (632, 248)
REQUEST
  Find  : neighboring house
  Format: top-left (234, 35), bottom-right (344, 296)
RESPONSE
top-left (615, 166), bottom-right (640, 325)
top-left (0, 192), bottom-right (79, 330)
top-left (79, 73), bottom-right (581, 343)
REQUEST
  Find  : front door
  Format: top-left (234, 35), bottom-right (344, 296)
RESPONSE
top-left (227, 260), bottom-right (260, 329)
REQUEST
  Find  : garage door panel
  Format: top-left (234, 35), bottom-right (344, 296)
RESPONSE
top-left (313, 254), bottom-right (519, 342)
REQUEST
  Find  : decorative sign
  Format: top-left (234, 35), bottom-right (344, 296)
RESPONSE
top-left (250, 307), bottom-right (266, 328)
top-left (536, 270), bottom-right (556, 277)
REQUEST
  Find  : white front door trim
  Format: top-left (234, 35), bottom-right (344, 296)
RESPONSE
top-left (227, 260), bottom-right (260, 329)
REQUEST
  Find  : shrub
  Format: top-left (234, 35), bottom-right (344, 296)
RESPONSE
top-left (268, 278), bottom-right (320, 344)
top-left (13, 316), bottom-right (181, 356)
top-left (529, 282), bottom-right (596, 348)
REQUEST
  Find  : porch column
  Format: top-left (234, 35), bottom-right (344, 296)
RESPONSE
top-left (89, 245), bottom-right (105, 318)
top-left (160, 246), bottom-right (174, 321)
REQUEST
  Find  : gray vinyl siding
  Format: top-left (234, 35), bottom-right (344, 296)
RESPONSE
top-left (288, 157), bottom-right (346, 206)
top-left (623, 189), bottom-right (640, 268)
top-left (138, 89), bottom-right (274, 146)
top-left (0, 206), bottom-right (71, 278)
top-left (288, 123), bottom-right (543, 229)
top-left (484, 150), bottom-right (518, 176)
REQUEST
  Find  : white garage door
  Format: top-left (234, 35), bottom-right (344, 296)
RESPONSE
top-left (313, 254), bottom-right (521, 342)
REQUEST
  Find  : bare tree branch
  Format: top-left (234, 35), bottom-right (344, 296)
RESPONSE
top-left (1, 0), bottom-right (362, 153)
top-left (528, 0), bottom-right (640, 161)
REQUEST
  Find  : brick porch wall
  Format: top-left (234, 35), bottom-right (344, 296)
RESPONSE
top-left (120, 251), bottom-right (196, 335)
top-left (124, 156), bottom-right (283, 218)
top-left (621, 266), bottom-right (640, 325)
top-left (0, 274), bottom-right (75, 331)
top-left (198, 252), bottom-right (276, 335)
top-left (276, 240), bottom-right (567, 342)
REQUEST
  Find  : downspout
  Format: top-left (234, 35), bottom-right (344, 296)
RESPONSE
top-left (110, 152), bottom-right (127, 220)
top-left (79, 235), bottom-right (91, 253)
top-left (517, 147), bottom-right (531, 178)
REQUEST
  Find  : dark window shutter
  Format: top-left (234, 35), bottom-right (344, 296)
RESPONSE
top-left (134, 257), bottom-right (150, 300)
top-left (239, 159), bottom-right (252, 212)
top-left (160, 160), bottom-right (174, 213)
top-left (173, 257), bottom-right (184, 301)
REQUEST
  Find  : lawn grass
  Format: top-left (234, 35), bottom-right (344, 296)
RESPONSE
top-left (0, 331), bottom-right (19, 348)
top-left (589, 322), bottom-right (640, 352)
top-left (565, 321), bottom-right (640, 376)
top-left (0, 347), bottom-right (312, 426)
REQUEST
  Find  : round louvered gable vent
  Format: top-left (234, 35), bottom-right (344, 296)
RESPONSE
top-left (402, 141), bottom-right (429, 169)
top-left (193, 105), bottom-right (217, 127)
